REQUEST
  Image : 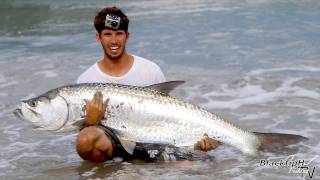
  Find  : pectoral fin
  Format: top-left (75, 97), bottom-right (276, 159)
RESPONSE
top-left (119, 138), bottom-right (136, 155)
top-left (71, 118), bottom-right (86, 129)
top-left (54, 118), bottom-right (86, 132)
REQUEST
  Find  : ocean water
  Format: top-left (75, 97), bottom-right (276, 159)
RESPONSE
top-left (0, 0), bottom-right (319, 179)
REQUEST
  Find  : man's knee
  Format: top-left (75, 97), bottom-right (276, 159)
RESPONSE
top-left (76, 126), bottom-right (101, 159)
top-left (76, 126), bottom-right (113, 162)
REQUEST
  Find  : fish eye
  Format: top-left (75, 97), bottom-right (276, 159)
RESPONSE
top-left (28, 100), bottom-right (37, 107)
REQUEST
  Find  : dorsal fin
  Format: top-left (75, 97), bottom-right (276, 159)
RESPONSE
top-left (146, 81), bottom-right (185, 95)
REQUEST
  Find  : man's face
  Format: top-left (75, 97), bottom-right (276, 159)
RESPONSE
top-left (97, 29), bottom-right (130, 60)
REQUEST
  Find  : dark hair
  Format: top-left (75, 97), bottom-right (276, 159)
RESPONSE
top-left (94, 6), bottom-right (129, 33)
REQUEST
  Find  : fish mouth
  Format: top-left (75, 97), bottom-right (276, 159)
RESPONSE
top-left (26, 106), bottom-right (40, 117)
top-left (13, 108), bottom-right (24, 120)
top-left (13, 108), bottom-right (42, 129)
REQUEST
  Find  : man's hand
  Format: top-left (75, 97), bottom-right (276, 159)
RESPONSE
top-left (85, 91), bottom-right (108, 126)
top-left (194, 136), bottom-right (221, 152)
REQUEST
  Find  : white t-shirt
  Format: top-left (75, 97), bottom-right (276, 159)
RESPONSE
top-left (76, 55), bottom-right (165, 86)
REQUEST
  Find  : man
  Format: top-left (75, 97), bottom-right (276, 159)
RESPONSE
top-left (76, 7), bottom-right (220, 163)
top-left (76, 7), bottom-right (165, 86)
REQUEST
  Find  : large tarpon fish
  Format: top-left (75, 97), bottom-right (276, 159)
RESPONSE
top-left (13, 81), bottom-right (305, 156)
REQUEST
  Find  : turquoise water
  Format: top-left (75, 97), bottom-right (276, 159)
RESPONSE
top-left (0, 0), bottom-right (319, 179)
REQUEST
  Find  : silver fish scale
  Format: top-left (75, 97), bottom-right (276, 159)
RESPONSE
top-left (57, 83), bottom-right (260, 155)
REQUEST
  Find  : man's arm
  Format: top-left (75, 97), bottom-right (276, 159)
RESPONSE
top-left (85, 91), bottom-right (108, 126)
top-left (194, 137), bottom-right (221, 152)
top-left (76, 91), bottom-right (113, 163)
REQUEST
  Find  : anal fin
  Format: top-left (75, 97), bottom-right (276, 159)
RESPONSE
top-left (253, 132), bottom-right (308, 149)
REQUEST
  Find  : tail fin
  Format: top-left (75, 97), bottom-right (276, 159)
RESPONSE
top-left (253, 132), bottom-right (308, 150)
